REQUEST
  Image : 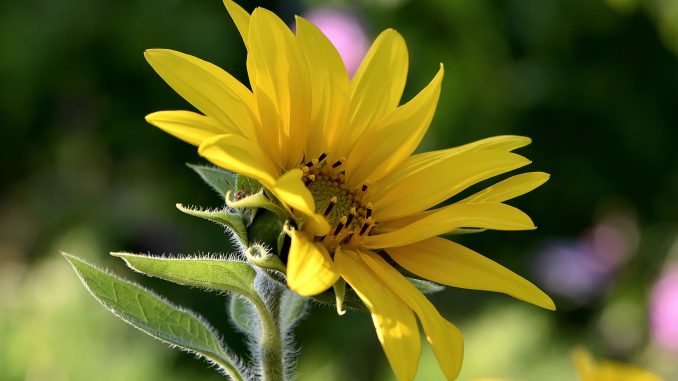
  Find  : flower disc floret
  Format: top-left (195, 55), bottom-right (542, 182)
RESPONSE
top-left (301, 153), bottom-right (373, 249)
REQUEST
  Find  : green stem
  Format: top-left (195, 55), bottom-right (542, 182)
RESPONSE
top-left (250, 282), bottom-right (285, 381)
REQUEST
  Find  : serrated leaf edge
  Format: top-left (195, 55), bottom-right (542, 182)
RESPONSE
top-left (110, 252), bottom-right (258, 300)
top-left (62, 252), bottom-right (248, 381)
top-left (176, 203), bottom-right (248, 247)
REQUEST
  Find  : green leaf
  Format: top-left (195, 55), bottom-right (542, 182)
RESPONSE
top-left (63, 253), bottom-right (246, 381)
top-left (408, 277), bottom-right (445, 294)
top-left (278, 290), bottom-right (307, 333)
top-left (111, 252), bottom-right (258, 301)
top-left (176, 203), bottom-right (248, 245)
top-left (187, 163), bottom-right (236, 198)
top-left (228, 295), bottom-right (255, 335)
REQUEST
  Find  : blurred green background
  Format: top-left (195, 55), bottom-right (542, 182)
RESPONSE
top-left (1, 0), bottom-right (677, 380)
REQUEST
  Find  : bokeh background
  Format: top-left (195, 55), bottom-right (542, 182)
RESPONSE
top-left (1, 0), bottom-right (677, 380)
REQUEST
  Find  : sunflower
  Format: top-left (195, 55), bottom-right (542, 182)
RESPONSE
top-left (572, 348), bottom-right (664, 381)
top-left (144, 1), bottom-right (555, 380)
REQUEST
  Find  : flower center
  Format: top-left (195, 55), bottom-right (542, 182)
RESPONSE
top-left (301, 153), bottom-right (374, 249)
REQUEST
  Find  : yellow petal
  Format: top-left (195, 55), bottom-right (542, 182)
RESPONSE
top-left (387, 237), bottom-right (555, 310)
top-left (346, 65), bottom-right (444, 186)
top-left (223, 0), bottom-right (250, 47)
top-left (460, 172), bottom-right (550, 203)
top-left (145, 110), bottom-right (233, 146)
top-left (363, 203), bottom-right (535, 249)
top-left (572, 348), bottom-right (664, 381)
top-left (144, 49), bottom-right (257, 141)
top-left (371, 150), bottom-right (531, 221)
top-left (334, 248), bottom-right (421, 381)
top-left (445, 135), bottom-right (532, 154)
top-left (198, 134), bottom-right (278, 188)
top-left (572, 348), bottom-right (596, 381)
top-left (286, 230), bottom-right (339, 296)
top-left (361, 251), bottom-right (464, 381)
top-left (248, 8), bottom-right (311, 169)
top-left (345, 29), bottom-right (408, 148)
top-left (295, 16), bottom-right (350, 159)
top-left (271, 169), bottom-right (330, 236)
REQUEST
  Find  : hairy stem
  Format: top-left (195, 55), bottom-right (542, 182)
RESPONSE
top-left (251, 276), bottom-right (285, 381)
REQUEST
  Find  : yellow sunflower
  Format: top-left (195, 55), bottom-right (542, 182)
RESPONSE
top-left (144, 1), bottom-right (555, 380)
top-left (572, 348), bottom-right (664, 381)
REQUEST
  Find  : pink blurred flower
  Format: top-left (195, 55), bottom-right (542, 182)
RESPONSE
top-left (303, 7), bottom-right (369, 76)
top-left (650, 264), bottom-right (678, 352)
top-left (535, 211), bottom-right (639, 305)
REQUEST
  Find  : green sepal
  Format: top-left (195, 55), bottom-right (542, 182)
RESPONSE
top-left (236, 175), bottom-right (263, 195)
top-left (111, 252), bottom-right (259, 302)
top-left (247, 209), bottom-right (287, 256)
top-left (332, 278), bottom-right (347, 315)
top-left (63, 253), bottom-right (246, 381)
top-left (408, 277), bottom-right (445, 294)
top-left (311, 286), bottom-right (368, 313)
top-left (187, 163), bottom-right (236, 199)
top-left (235, 175), bottom-right (262, 227)
top-left (228, 295), bottom-right (255, 335)
top-left (245, 244), bottom-right (286, 274)
top-left (309, 279), bottom-right (439, 312)
top-left (176, 203), bottom-right (248, 245)
top-left (226, 190), bottom-right (287, 222)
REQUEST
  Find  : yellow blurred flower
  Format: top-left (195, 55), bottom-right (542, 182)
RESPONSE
top-left (144, 1), bottom-right (555, 379)
top-left (573, 348), bottom-right (664, 381)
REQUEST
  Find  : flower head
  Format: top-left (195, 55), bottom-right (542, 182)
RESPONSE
top-left (650, 263), bottom-right (678, 352)
top-left (572, 348), bottom-right (664, 381)
top-left (145, 1), bottom-right (554, 379)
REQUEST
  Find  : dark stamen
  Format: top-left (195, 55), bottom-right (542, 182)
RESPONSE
top-left (333, 221), bottom-right (345, 236)
top-left (332, 160), bottom-right (343, 168)
top-left (318, 152), bottom-right (327, 162)
top-left (345, 213), bottom-right (354, 226)
top-left (361, 184), bottom-right (368, 192)
top-left (359, 223), bottom-right (370, 235)
top-left (365, 208), bottom-right (372, 219)
top-left (323, 196), bottom-right (337, 216)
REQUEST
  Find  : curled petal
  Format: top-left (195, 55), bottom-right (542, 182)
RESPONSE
top-left (198, 134), bottom-right (278, 188)
top-left (287, 230), bottom-right (339, 296)
top-left (271, 169), bottom-right (330, 236)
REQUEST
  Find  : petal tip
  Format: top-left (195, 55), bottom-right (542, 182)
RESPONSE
top-left (143, 48), bottom-right (166, 59)
top-left (543, 296), bottom-right (557, 311)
